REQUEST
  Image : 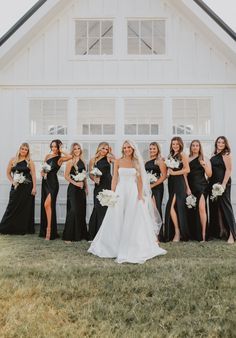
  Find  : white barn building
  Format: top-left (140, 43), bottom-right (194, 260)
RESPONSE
top-left (0, 0), bottom-right (236, 222)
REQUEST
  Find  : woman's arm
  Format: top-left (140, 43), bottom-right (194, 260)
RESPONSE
top-left (6, 158), bottom-right (14, 184)
top-left (200, 157), bottom-right (212, 178)
top-left (64, 160), bottom-right (83, 188)
top-left (184, 174), bottom-right (192, 195)
top-left (150, 158), bottom-right (167, 189)
top-left (111, 159), bottom-right (119, 192)
top-left (169, 153), bottom-right (190, 176)
top-left (137, 173), bottom-right (144, 201)
top-left (29, 160), bottom-right (37, 195)
top-left (222, 154), bottom-right (232, 188)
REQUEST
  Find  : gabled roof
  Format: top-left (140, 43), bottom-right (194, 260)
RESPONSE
top-left (0, 0), bottom-right (235, 50)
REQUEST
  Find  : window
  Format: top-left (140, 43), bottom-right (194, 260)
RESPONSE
top-left (77, 99), bottom-right (115, 135)
top-left (29, 99), bottom-right (67, 136)
top-left (172, 98), bottom-right (211, 136)
top-left (127, 20), bottom-right (165, 55)
top-left (124, 98), bottom-right (163, 135)
top-left (75, 20), bottom-right (113, 55)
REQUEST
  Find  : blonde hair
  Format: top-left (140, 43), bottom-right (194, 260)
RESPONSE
top-left (13, 143), bottom-right (31, 167)
top-left (121, 140), bottom-right (141, 175)
top-left (94, 142), bottom-right (110, 164)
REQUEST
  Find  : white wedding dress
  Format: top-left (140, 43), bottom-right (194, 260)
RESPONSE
top-left (88, 168), bottom-right (167, 263)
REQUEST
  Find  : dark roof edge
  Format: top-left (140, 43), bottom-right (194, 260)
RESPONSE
top-left (193, 0), bottom-right (236, 41)
top-left (0, 0), bottom-right (47, 47)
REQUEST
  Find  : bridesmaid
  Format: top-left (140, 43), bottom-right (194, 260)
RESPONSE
top-left (88, 142), bottom-right (115, 240)
top-left (209, 136), bottom-right (236, 244)
top-left (163, 137), bottom-right (190, 242)
top-left (62, 143), bottom-right (89, 242)
top-left (145, 142), bottom-right (167, 220)
top-left (0, 143), bottom-right (36, 235)
top-left (185, 140), bottom-right (212, 241)
top-left (39, 139), bottom-right (71, 240)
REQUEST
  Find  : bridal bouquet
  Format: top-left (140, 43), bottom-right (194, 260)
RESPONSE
top-left (13, 171), bottom-right (29, 190)
top-left (146, 171), bottom-right (158, 184)
top-left (186, 194), bottom-right (197, 209)
top-left (210, 183), bottom-right (225, 201)
top-left (41, 162), bottom-right (51, 179)
top-left (90, 167), bottom-right (102, 177)
top-left (165, 156), bottom-right (180, 169)
top-left (71, 170), bottom-right (87, 182)
top-left (97, 189), bottom-right (119, 207)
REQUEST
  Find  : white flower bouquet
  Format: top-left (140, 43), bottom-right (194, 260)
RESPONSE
top-left (97, 189), bottom-right (119, 207)
top-left (41, 162), bottom-right (51, 179)
top-left (71, 170), bottom-right (87, 182)
top-left (186, 194), bottom-right (197, 209)
top-left (165, 156), bottom-right (180, 169)
top-left (90, 167), bottom-right (102, 177)
top-left (146, 171), bottom-right (158, 184)
top-left (13, 171), bottom-right (29, 190)
top-left (210, 183), bottom-right (225, 201)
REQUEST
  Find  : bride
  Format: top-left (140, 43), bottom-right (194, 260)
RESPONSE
top-left (88, 140), bottom-right (167, 263)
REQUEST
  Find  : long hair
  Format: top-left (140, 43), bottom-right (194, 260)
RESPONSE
top-left (149, 141), bottom-right (161, 163)
top-left (13, 143), bottom-right (31, 167)
top-left (189, 139), bottom-right (204, 161)
top-left (169, 136), bottom-right (184, 160)
top-left (214, 136), bottom-right (231, 155)
top-left (50, 139), bottom-right (62, 157)
top-left (121, 140), bottom-right (140, 175)
top-left (70, 142), bottom-right (84, 165)
top-left (94, 142), bottom-right (110, 164)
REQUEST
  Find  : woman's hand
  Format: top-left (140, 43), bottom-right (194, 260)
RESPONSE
top-left (138, 193), bottom-right (145, 202)
top-left (186, 187), bottom-right (192, 196)
top-left (94, 176), bottom-right (100, 185)
top-left (76, 182), bottom-right (84, 189)
top-left (200, 160), bottom-right (206, 168)
top-left (31, 187), bottom-right (37, 196)
top-left (169, 169), bottom-right (176, 176)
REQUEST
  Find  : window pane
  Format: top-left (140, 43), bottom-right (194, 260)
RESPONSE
top-left (75, 21), bottom-right (87, 38)
top-left (88, 21), bottom-right (100, 38)
top-left (75, 38), bottom-right (87, 55)
top-left (102, 21), bottom-right (113, 37)
top-left (140, 37), bottom-right (152, 54)
top-left (88, 38), bottom-right (100, 54)
top-left (141, 21), bottom-right (152, 38)
top-left (128, 37), bottom-right (139, 54)
top-left (128, 21), bottom-right (139, 37)
top-left (101, 38), bottom-right (113, 54)
top-left (77, 99), bottom-right (115, 135)
top-left (125, 98), bottom-right (163, 135)
top-left (29, 100), bottom-right (67, 136)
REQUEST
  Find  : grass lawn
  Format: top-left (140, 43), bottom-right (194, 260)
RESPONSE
top-left (0, 233), bottom-right (235, 338)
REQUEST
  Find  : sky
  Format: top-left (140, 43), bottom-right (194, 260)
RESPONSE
top-left (0, 0), bottom-right (235, 38)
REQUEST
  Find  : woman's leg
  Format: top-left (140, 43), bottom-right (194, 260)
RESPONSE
top-left (199, 194), bottom-right (207, 241)
top-left (170, 194), bottom-right (180, 242)
top-left (44, 194), bottom-right (52, 240)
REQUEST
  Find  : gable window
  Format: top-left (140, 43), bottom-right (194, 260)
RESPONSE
top-left (124, 98), bottom-right (163, 135)
top-left (127, 19), bottom-right (165, 55)
top-left (77, 99), bottom-right (115, 135)
top-left (75, 20), bottom-right (113, 55)
top-left (29, 99), bottom-right (67, 136)
top-left (172, 98), bottom-right (211, 135)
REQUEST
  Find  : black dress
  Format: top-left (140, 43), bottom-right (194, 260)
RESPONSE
top-left (39, 155), bottom-right (61, 240)
top-left (88, 156), bottom-right (112, 240)
top-left (209, 153), bottom-right (236, 240)
top-left (62, 159), bottom-right (89, 241)
top-left (0, 160), bottom-right (35, 235)
top-left (145, 159), bottom-right (164, 219)
top-left (163, 156), bottom-right (189, 242)
top-left (187, 157), bottom-right (209, 241)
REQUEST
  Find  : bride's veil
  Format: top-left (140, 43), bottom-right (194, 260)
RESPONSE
top-left (124, 140), bottom-right (162, 235)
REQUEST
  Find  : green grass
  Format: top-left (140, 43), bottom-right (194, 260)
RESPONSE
top-left (0, 234), bottom-right (235, 338)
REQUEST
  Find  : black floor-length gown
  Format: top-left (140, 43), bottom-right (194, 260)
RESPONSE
top-left (145, 159), bottom-right (164, 219)
top-left (39, 155), bottom-right (61, 240)
top-left (187, 157), bottom-right (209, 241)
top-left (0, 160), bottom-right (35, 235)
top-left (62, 159), bottom-right (89, 241)
top-left (209, 153), bottom-right (236, 239)
top-left (88, 156), bottom-right (112, 240)
top-left (163, 157), bottom-right (189, 242)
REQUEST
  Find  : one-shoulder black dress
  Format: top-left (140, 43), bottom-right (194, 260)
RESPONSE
top-left (209, 153), bottom-right (236, 240)
top-left (62, 159), bottom-right (89, 241)
top-left (187, 157), bottom-right (209, 241)
top-left (0, 160), bottom-right (35, 235)
top-left (39, 155), bottom-right (61, 240)
top-left (88, 156), bottom-right (112, 240)
top-left (163, 156), bottom-right (189, 241)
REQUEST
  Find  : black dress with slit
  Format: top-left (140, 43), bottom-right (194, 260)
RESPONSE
top-left (62, 159), bottom-right (89, 241)
top-left (163, 156), bottom-right (189, 242)
top-left (88, 156), bottom-right (112, 240)
top-left (39, 155), bottom-right (61, 240)
top-left (145, 159), bottom-right (164, 219)
top-left (187, 157), bottom-right (209, 241)
top-left (0, 160), bottom-right (35, 235)
top-left (209, 153), bottom-right (236, 240)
